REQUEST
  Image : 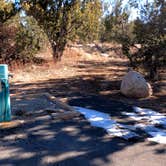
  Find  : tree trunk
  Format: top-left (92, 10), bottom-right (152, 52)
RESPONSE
top-left (149, 66), bottom-right (158, 80)
top-left (51, 42), bottom-right (66, 62)
top-left (149, 56), bottom-right (159, 81)
top-left (122, 44), bottom-right (134, 67)
top-left (52, 46), bottom-right (63, 61)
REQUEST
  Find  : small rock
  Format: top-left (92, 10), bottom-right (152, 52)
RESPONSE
top-left (120, 71), bottom-right (152, 98)
top-left (101, 53), bottom-right (109, 57)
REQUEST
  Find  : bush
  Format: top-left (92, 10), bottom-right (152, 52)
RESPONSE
top-left (0, 24), bottom-right (17, 64)
top-left (101, 0), bottom-right (166, 80)
top-left (129, 1), bottom-right (166, 80)
top-left (0, 14), bottom-right (48, 65)
top-left (15, 15), bottom-right (48, 64)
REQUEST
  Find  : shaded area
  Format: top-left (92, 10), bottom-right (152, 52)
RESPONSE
top-left (0, 110), bottom-right (165, 166)
top-left (11, 76), bottom-right (165, 115)
top-left (4, 56), bottom-right (165, 165)
top-left (0, 115), bottom-right (129, 166)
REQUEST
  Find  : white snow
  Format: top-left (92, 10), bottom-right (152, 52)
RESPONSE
top-left (75, 107), bottom-right (138, 140)
top-left (121, 112), bottom-right (143, 121)
top-left (123, 107), bottom-right (166, 144)
top-left (75, 106), bottom-right (166, 144)
top-left (134, 107), bottom-right (166, 127)
top-left (135, 124), bottom-right (166, 144)
top-left (122, 107), bottom-right (166, 128)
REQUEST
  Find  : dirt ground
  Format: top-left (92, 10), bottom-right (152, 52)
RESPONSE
top-left (0, 43), bottom-right (165, 166)
top-left (11, 43), bottom-right (166, 112)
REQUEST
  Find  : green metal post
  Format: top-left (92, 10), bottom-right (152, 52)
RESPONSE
top-left (0, 64), bottom-right (11, 122)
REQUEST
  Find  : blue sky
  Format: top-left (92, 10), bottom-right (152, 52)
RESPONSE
top-left (104, 0), bottom-right (154, 20)
top-left (11, 0), bottom-right (154, 20)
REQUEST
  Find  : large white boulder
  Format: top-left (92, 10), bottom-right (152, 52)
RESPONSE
top-left (120, 71), bottom-right (152, 98)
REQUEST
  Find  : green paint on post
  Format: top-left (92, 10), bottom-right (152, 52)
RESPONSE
top-left (0, 64), bottom-right (11, 122)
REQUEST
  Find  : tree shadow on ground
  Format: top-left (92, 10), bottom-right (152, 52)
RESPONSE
top-left (1, 80), bottom-right (165, 166)
top-left (0, 114), bottom-right (139, 166)
top-left (2, 58), bottom-right (165, 165)
top-left (11, 58), bottom-right (165, 113)
top-left (70, 59), bottom-right (165, 113)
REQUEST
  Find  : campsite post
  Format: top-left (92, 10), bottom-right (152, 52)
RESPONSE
top-left (0, 64), bottom-right (11, 122)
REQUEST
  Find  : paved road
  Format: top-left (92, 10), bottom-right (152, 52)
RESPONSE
top-left (0, 94), bottom-right (165, 166)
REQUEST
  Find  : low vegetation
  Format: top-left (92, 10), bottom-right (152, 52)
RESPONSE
top-left (0, 0), bottom-right (165, 80)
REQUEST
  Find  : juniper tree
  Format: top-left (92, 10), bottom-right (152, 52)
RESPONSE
top-left (21, 0), bottom-right (102, 61)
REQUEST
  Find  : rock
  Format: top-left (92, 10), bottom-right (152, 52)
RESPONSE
top-left (120, 71), bottom-right (152, 98)
top-left (86, 43), bottom-right (95, 47)
top-left (101, 53), bottom-right (109, 57)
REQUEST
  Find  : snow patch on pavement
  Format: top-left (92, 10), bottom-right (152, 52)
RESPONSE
top-left (122, 107), bottom-right (166, 144)
top-left (134, 107), bottom-right (166, 127)
top-left (74, 107), bottom-right (139, 140)
top-left (122, 106), bottom-right (166, 128)
top-left (75, 106), bottom-right (166, 144)
top-left (135, 124), bottom-right (166, 144)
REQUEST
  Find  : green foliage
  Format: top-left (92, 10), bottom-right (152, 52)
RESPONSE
top-left (1, 0), bottom-right (102, 63)
top-left (15, 15), bottom-right (48, 63)
top-left (21, 0), bottom-right (102, 60)
top-left (0, 0), bottom-right (17, 64)
top-left (0, 23), bottom-right (17, 64)
top-left (101, 0), bottom-right (132, 42)
top-left (1, 0), bottom-right (164, 80)
top-left (131, 0), bottom-right (166, 79)
top-left (76, 0), bottom-right (102, 42)
top-left (21, 0), bottom-right (81, 60)
top-left (102, 0), bottom-right (166, 80)
top-left (0, 9), bottom-right (48, 64)
top-left (0, 0), bottom-right (17, 23)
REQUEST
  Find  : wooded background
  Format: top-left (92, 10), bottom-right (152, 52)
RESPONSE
top-left (0, 0), bottom-right (165, 80)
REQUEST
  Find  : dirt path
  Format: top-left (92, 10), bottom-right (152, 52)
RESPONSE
top-left (11, 44), bottom-right (166, 112)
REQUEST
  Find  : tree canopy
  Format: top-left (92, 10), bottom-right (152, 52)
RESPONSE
top-left (0, 0), bottom-right (18, 23)
top-left (101, 0), bottom-right (166, 79)
top-left (21, 0), bottom-right (102, 60)
top-left (0, 0), bottom-right (165, 79)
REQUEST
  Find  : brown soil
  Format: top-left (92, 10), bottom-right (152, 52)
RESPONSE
top-left (10, 43), bottom-right (166, 113)
top-left (1, 43), bottom-right (165, 166)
